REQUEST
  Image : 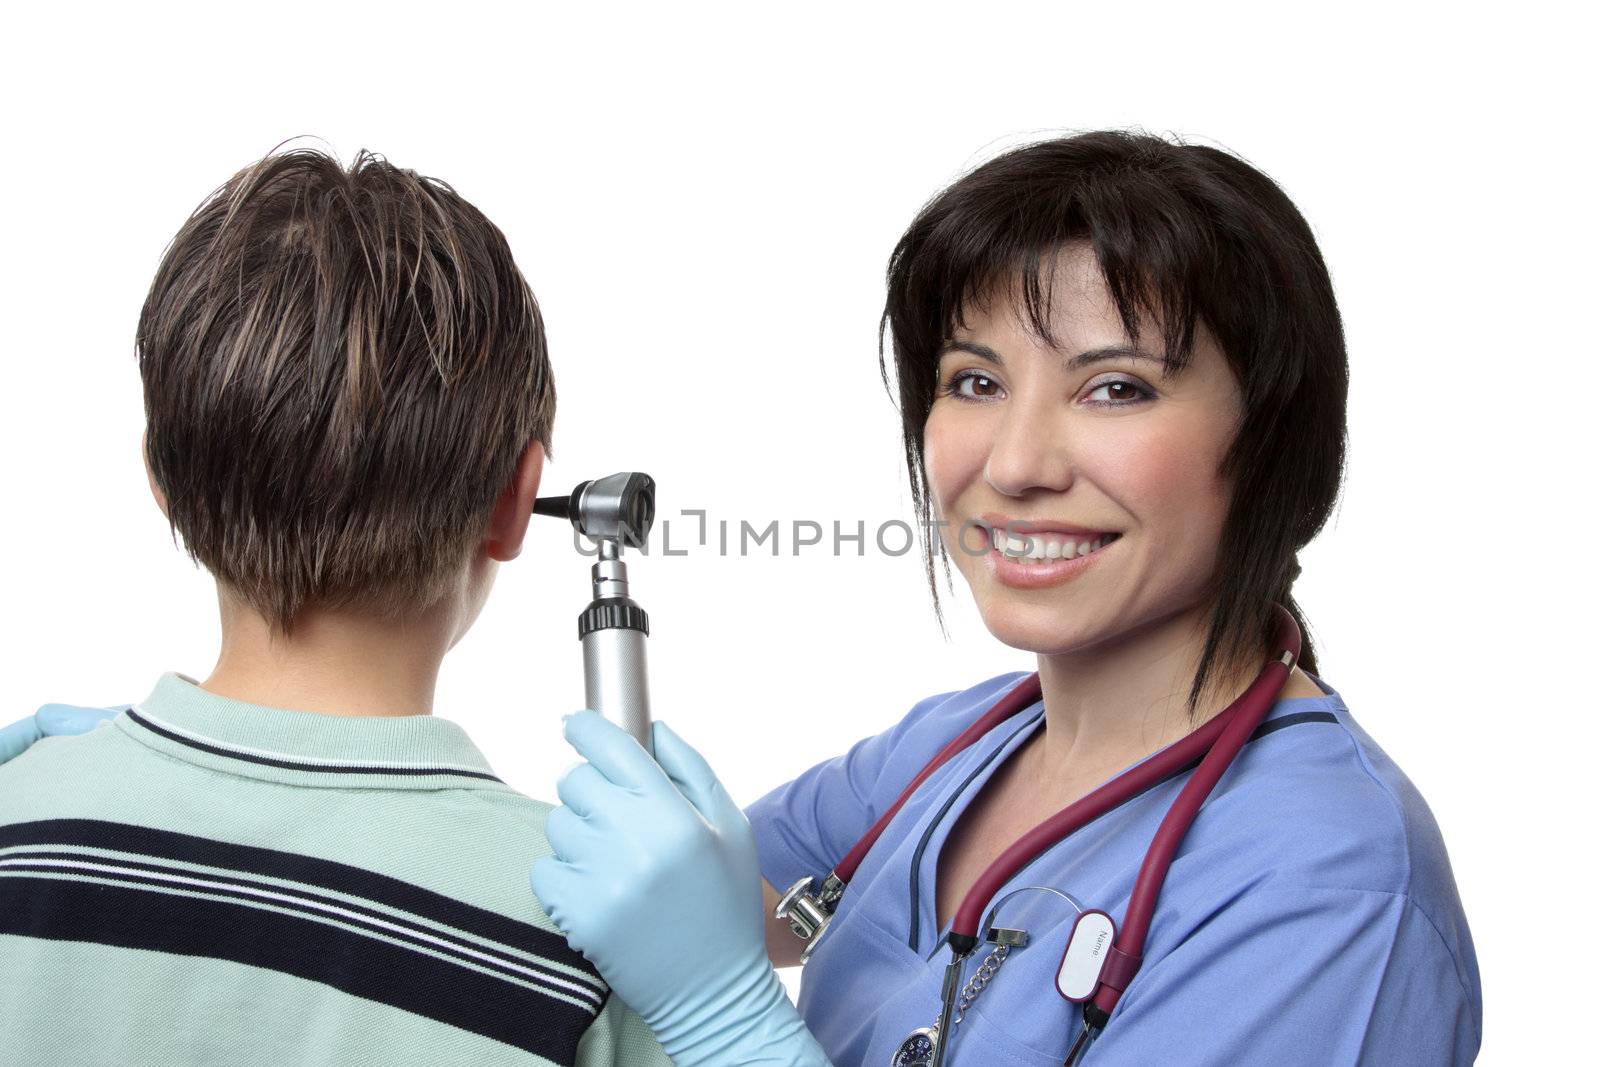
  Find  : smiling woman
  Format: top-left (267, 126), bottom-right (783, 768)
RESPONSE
top-left (884, 131), bottom-right (1347, 720)
top-left (907, 236), bottom-right (1332, 949)
top-left (526, 130), bottom-right (1482, 1067)
top-left (926, 261), bottom-right (1250, 652)
top-left (925, 252), bottom-right (1338, 714)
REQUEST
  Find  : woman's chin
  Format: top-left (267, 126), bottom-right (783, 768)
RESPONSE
top-left (975, 602), bottom-right (1102, 657)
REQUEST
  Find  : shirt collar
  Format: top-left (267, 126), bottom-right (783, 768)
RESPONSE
top-left (116, 672), bottom-right (509, 791)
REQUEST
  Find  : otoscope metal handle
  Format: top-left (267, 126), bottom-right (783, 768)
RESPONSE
top-left (579, 541), bottom-right (654, 757)
top-left (582, 622), bottom-right (653, 755)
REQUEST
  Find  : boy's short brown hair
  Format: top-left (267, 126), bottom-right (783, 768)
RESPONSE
top-left (138, 146), bottom-right (554, 635)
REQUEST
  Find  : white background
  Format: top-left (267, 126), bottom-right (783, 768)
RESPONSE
top-left (3, 3), bottom-right (1593, 1062)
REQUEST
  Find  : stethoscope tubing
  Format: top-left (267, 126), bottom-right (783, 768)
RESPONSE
top-left (1085, 606), bottom-right (1298, 1021)
top-left (833, 675), bottom-right (1046, 884)
top-left (949, 617), bottom-right (1294, 943)
top-left (820, 604), bottom-right (1301, 1038)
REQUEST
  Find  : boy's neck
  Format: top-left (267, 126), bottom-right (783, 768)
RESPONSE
top-left (197, 587), bottom-right (458, 719)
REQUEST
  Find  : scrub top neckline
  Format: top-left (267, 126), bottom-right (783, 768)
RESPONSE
top-left (915, 706), bottom-right (1045, 954)
top-left (913, 679), bottom-right (1344, 956)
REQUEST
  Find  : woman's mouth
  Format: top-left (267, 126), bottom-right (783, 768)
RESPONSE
top-left (978, 525), bottom-right (1122, 588)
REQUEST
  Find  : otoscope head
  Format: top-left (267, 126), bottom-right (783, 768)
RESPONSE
top-left (534, 472), bottom-right (655, 549)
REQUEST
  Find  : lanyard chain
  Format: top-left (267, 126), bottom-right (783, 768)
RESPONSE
top-left (904, 944), bottom-right (1014, 1067)
top-left (950, 943), bottom-right (1010, 1027)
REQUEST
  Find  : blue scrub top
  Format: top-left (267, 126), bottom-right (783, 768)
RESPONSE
top-left (746, 672), bottom-right (1481, 1066)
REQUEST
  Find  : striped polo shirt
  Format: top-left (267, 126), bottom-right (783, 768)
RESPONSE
top-left (0, 672), bottom-right (671, 1067)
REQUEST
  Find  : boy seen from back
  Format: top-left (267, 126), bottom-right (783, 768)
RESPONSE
top-left (0, 147), bottom-right (671, 1067)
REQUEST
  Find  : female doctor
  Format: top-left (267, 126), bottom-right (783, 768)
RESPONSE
top-left (4, 131), bottom-right (1483, 1065)
top-left (525, 132), bottom-right (1481, 1066)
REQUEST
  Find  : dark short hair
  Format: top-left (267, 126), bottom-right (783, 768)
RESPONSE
top-left (138, 145), bottom-right (555, 636)
top-left (881, 130), bottom-right (1348, 711)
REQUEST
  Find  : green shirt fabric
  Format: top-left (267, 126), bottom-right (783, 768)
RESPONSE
top-left (0, 672), bottom-right (671, 1067)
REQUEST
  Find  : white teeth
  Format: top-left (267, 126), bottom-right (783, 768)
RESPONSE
top-left (990, 528), bottom-right (1119, 563)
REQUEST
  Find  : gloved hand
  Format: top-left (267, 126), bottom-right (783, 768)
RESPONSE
top-left (0, 704), bottom-right (118, 764)
top-left (530, 711), bottom-right (833, 1067)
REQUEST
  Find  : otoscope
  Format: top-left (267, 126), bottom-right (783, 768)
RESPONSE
top-left (533, 473), bottom-right (658, 757)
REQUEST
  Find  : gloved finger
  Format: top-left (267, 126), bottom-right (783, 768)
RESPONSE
top-left (555, 760), bottom-right (619, 819)
top-left (0, 716), bottom-right (44, 764)
top-left (652, 719), bottom-right (745, 831)
top-left (562, 710), bottom-right (663, 793)
top-left (543, 804), bottom-right (599, 864)
top-left (528, 856), bottom-right (581, 936)
top-left (529, 857), bottom-right (606, 963)
top-left (35, 705), bottom-right (119, 736)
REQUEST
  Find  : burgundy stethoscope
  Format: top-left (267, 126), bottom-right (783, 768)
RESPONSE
top-left (774, 605), bottom-right (1301, 1066)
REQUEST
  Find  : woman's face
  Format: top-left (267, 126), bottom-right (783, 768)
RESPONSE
top-left (923, 242), bottom-right (1244, 656)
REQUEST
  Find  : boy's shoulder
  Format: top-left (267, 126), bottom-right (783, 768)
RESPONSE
top-left (0, 707), bottom-right (649, 1065)
top-left (1, 707), bottom-right (568, 934)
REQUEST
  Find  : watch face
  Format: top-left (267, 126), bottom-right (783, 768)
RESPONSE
top-left (892, 1026), bottom-right (938, 1067)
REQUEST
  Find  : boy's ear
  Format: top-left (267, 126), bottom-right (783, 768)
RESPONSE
top-left (486, 439), bottom-right (546, 562)
top-left (141, 430), bottom-right (170, 520)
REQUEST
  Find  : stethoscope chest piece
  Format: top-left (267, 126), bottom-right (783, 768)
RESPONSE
top-left (775, 874), bottom-right (843, 962)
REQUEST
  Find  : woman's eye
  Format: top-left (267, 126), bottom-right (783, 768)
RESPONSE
top-left (945, 370), bottom-right (1004, 400)
top-left (1084, 377), bottom-right (1152, 406)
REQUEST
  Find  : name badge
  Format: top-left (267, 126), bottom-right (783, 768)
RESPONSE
top-left (1055, 909), bottom-right (1116, 1002)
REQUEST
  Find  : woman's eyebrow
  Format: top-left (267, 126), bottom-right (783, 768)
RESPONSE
top-left (939, 340), bottom-right (1005, 364)
top-left (1064, 344), bottom-right (1176, 373)
top-left (939, 340), bottom-right (1174, 372)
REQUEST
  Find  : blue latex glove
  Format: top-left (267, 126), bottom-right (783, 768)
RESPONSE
top-left (530, 711), bottom-right (832, 1067)
top-left (0, 704), bottom-right (118, 764)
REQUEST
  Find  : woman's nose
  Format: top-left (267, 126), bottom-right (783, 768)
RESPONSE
top-left (982, 398), bottom-right (1074, 497)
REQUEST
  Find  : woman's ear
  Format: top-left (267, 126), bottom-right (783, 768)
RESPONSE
top-left (486, 439), bottom-right (546, 562)
top-left (142, 430), bottom-right (170, 520)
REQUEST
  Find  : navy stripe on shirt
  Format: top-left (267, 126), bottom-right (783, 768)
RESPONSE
top-left (0, 849), bottom-right (601, 1004)
top-left (0, 819), bottom-right (591, 968)
top-left (0, 819), bottom-right (606, 1063)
